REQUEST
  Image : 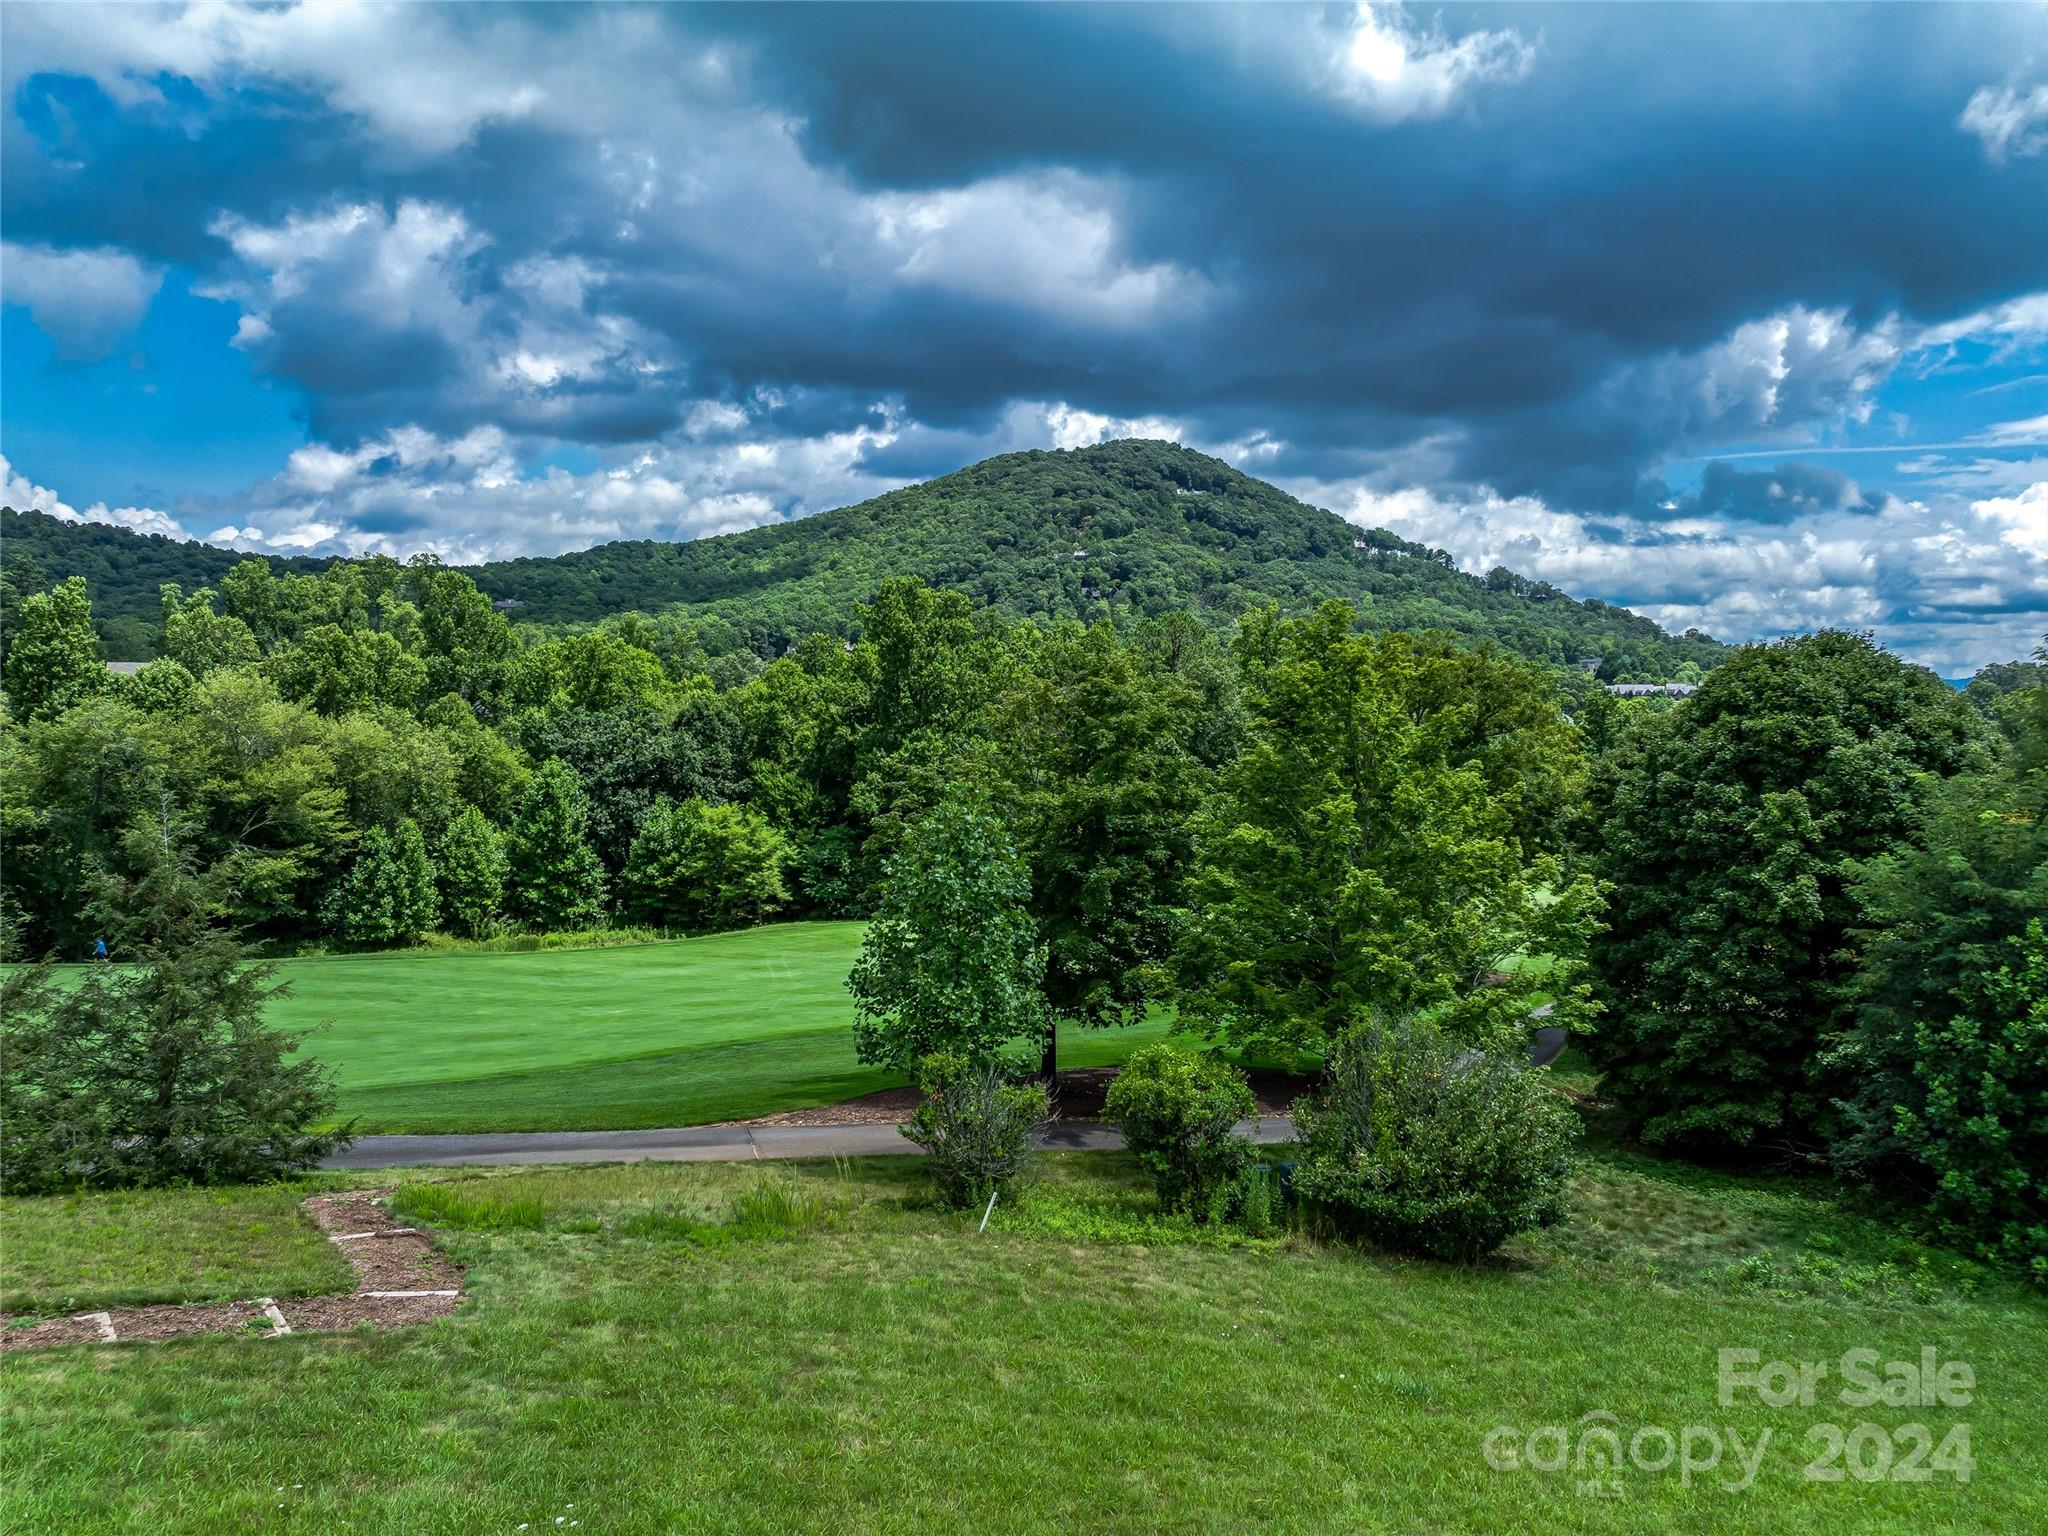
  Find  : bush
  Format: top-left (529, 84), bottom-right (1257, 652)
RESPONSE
top-left (1292, 1016), bottom-right (1578, 1261)
top-left (901, 1052), bottom-right (1049, 1208)
top-left (1102, 1043), bottom-right (1256, 1215)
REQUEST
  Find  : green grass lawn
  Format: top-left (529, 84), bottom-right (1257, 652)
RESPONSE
top-left (0, 1182), bottom-right (353, 1314)
top-left (238, 922), bottom-right (1178, 1133)
top-left (3, 1148), bottom-right (2042, 1534)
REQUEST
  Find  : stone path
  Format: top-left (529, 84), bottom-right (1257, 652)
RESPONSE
top-left (0, 1189), bottom-right (463, 1353)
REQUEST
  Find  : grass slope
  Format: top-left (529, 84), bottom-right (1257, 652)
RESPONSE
top-left (3, 1151), bottom-right (2040, 1534)
top-left (266, 922), bottom-right (1176, 1133)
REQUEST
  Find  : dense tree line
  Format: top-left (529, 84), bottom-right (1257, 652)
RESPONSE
top-left (3, 540), bottom-right (2037, 1278)
top-left (1581, 632), bottom-right (2046, 1279)
top-left (4, 440), bottom-right (1729, 678)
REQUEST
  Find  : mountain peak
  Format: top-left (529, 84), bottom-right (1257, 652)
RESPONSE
top-left (3, 446), bottom-right (1724, 680)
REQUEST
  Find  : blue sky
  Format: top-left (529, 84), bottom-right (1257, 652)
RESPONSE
top-left (3, 2), bottom-right (2045, 673)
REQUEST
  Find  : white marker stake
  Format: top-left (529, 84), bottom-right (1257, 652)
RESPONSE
top-left (256, 1298), bottom-right (291, 1337)
top-left (978, 1189), bottom-right (998, 1233)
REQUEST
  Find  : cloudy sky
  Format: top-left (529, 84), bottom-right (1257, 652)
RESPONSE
top-left (3, 2), bottom-right (2046, 673)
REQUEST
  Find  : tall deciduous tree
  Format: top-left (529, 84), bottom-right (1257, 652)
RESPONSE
top-left (389, 818), bottom-right (439, 939)
top-left (3, 575), bottom-right (104, 721)
top-left (437, 806), bottom-right (509, 937)
top-left (1833, 653), bottom-right (2046, 1275)
top-left (848, 795), bottom-right (1045, 1073)
top-left (1175, 603), bottom-right (1601, 1059)
top-left (506, 759), bottom-right (608, 930)
top-left (158, 585), bottom-right (262, 678)
top-left (624, 796), bottom-right (788, 931)
top-left (1583, 630), bottom-right (1986, 1155)
top-left (996, 621), bottom-right (1207, 1077)
top-left (322, 819), bottom-right (435, 945)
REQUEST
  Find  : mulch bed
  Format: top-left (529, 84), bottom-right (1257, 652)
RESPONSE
top-left (0, 1188), bottom-right (465, 1354)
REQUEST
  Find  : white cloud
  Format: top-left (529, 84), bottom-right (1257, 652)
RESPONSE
top-left (1959, 81), bottom-right (2048, 162)
top-left (868, 173), bottom-right (1209, 329)
top-left (187, 413), bottom-right (907, 566)
top-left (1, 454), bottom-right (183, 540)
top-left (1623, 305), bottom-right (1902, 452)
top-left (1, 0), bottom-right (555, 156)
top-left (1973, 481), bottom-right (2048, 561)
top-left (1314, 3), bottom-right (1535, 121)
top-left (207, 199), bottom-right (483, 341)
top-left (1916, 290), bottom-right (2048, 352)
top-left (1976, 413), bottom-right (2048, 448)
top-left (0, 242), bottom-right (162, 360)
top-left (1041, 403), bottom-right (1187, 451)
top-left (1285, 470), bottom-right (2048, 676)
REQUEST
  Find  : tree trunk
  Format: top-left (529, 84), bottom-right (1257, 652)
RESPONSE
top-left (1040, 1019), bottom-right (1058, 1084)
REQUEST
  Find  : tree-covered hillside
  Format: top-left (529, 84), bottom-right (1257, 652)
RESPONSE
top-left (3, 440), bottom-right (1724, 676)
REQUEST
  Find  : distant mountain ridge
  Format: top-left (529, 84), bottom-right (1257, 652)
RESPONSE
top-left (1, 439), bottom-right (1724, 676)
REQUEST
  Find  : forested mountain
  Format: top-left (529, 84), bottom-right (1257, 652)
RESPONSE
top-left (2, 439), bottom-right (1723, 677)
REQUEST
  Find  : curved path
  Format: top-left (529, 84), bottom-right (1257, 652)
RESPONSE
top-left (323, 1116), bottom-right (1298, 1170)
top-left (324, 1026), bottom-right (1569, 1171)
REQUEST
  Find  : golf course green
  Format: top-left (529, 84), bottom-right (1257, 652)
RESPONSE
top-left (259, 922), bottom-right (1178, 1133)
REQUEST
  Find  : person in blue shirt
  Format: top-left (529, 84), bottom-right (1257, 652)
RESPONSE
top-left (93, 936), bottom-right (108, 963)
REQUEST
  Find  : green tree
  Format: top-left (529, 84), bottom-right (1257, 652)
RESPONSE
top-left (848, 795), bottom-right (1046, 1073)
top-left (3, 575), bottom-right (105, 721)
top-left (118, 657), bottom-right (197, 714)
top-left (158, 585), bottom-right (262, 677)
top-left (406, 556), bottom-right (515, 705)
top-left (1291, 1014), bottom-right (1578, 1262)
top-left (1175, 603), bottom-right (1601, 1059)
top-left (158, 670), bottom-right (348, 932)
top-left (996, 621), bottom-right (1207, 1076)
top-left (322, 817), bottom-right (434, 947)
top-left (1833, 656), bottom-right (2046, 1276)
top-left (437, 806), bottom-right (509, 937)
top-left (390, 818), bottom-right (439, 939)
top-left (0, 834), bottom-right (349, 1192)
top-left (623, 797), bottom-right (788, 930)
top-left (265, 623), bottom-right (427, 714)
top-left (325, 826), bottom-right (400, 944)
top-left (506, 760), bottom-right (609, 930)
top-left (0, 694), bottom-right (166, 955)
top-left (1886, 923), bottom-right (2047, 1280)
top-left (1583, 631), bottom-right (1986, 1155)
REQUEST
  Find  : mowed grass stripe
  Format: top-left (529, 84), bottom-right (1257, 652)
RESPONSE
top-left (253, 921), bottom-right (1185, 1133)
top-left (332, 1029), bottom-right (901, 1133)
top-left (270, 921), bottom-right (868, 1094)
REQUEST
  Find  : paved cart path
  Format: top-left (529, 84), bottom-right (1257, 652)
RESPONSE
top-left (324, 1026), bottom-right (1569, 1170)
top-left (324, 1116), bottom-right (1300, 1169)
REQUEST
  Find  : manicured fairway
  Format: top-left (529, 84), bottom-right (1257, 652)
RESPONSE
top-left (4, 1151), bottom-right (2042, 1535)
top-left (256, 923), bottom-right (1179, 1133)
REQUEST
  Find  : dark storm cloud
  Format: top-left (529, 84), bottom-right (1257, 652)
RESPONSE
top-left (684, 1), bottom-right (2048, 503)
top-left (3, 1), bottom-right (2046, 671)
top-left (1686, 462), bottom-right (1885, 525)
top-left (9, 1), bottom-right (2043, 507)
